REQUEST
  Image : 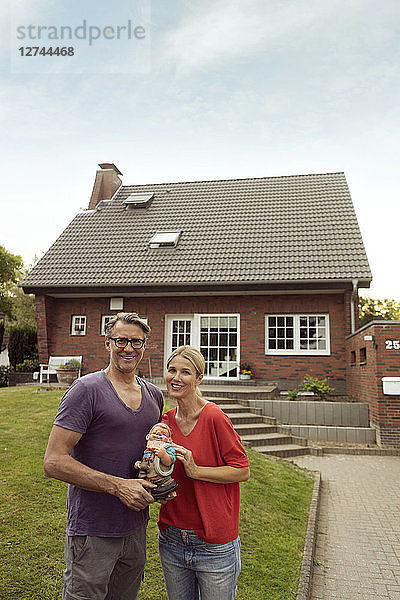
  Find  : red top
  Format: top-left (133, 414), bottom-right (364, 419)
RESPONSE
top-left (158, 402), bottom-right (250, 543)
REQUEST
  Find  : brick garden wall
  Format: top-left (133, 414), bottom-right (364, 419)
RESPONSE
top-left (347, 321), bottom-right (400, 447)
top-left (36, 291), bottom-right (350, 388)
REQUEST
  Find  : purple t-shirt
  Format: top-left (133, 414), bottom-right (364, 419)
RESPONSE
top-left (54, 370), bottom-right (163, 537)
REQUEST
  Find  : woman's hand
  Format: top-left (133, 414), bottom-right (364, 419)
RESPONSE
top-left (173, 443), bottom-right (200, 479)
top-left (173, 442), bottom-right (250, 484)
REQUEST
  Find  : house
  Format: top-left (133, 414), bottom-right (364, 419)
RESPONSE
top-left (22, 163), bottom-right (372, 392)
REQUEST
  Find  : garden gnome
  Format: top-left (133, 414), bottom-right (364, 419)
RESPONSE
top-left (135, 422), bottom-right (178, 500)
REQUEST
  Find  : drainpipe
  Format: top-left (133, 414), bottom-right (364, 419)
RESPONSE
top-left (350, 279), bottom-right (358, 333)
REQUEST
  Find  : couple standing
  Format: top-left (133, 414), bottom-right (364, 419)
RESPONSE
top-left (44, 312), bottom-right (250, 600)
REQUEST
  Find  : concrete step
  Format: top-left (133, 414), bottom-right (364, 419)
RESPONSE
top-left (256, 444), bottom-right (311, 458)
top-left (217, 404), bottom-right (263, 415)
top-left (226, 413), bottom-right (265, 425)
top-left (241, 432), bottom-right (294, 447)
top-left (233, 423), bottom-right (279, 436)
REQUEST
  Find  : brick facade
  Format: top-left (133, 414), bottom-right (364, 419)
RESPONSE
top-left (36, 291), bottom-right (351, 389)
top-left (346, 321), bottom-right (400, 448)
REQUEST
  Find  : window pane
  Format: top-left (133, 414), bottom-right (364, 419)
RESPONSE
top-left (318, 340), bottom-right (326, 350)
top-left (317, 316), bottom-right (326, 326)
top-left (228, 316), bottom-right (237, 328)
top-left (210, 333), bottom-right (218, 346)
top-left (220, 333), bottom-right (228, 346)
top-left (277, 317), bottom-right (284, 327)
top-left (277, 328), bottom-right (285, 338)
top-left (201, 333), bottom-right (208, 346)
top-left (309, 317), bottom-right (316, 326)
top-left (318, 328), bottom-right (326, 338)
top-left (210, 317), bottom-right (218, 329)
top-left (300, 317), bottom-right (307, 327)
top-left (269, 339), bottom-right (276, 349)
top-left (172, 321), bottom-right (178, 333)
top-left (229, 333), bottom-right (237, 346)
top-left (286, 317), bottom-right (293, 326)
top-left (309, 328), bottom-right (316, 339)
top-left (278, 339), bottom-right (285, 349)
top-left (287, 339), bottom-right (294, 349)
top-left (269, 317), bottom-right (276, 326)
top-left (200, 317), bottom-right (208, 329)
top-left (300, 328), bottom-right (307, 338)
top-left (220, 317), bottom-right (228, 329)
top-left (300, 339), bottom-right (308, 349)
top-left (309, 340), bottom-right (317, 349)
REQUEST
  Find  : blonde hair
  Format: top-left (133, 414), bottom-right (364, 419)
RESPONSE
top-left (166, 346), bottom-right (205, 396)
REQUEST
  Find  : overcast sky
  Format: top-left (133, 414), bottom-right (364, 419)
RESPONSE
top-left (1, 0), bottom-right (399, 299)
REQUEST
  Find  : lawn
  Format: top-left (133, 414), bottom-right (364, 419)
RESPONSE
top-left (0, 386), bottom-right (313, 600)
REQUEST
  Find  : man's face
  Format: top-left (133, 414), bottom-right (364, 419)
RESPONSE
top-left (105, 320), bottom-right (146, 375)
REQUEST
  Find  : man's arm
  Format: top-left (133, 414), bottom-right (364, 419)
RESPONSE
top-left (43, 425), bottom-right (156, 510)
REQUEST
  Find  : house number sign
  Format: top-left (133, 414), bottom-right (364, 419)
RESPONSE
top-left (386, 340), bottom-right (400, 350)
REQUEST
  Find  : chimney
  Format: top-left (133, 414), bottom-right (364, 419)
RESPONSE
top-left (88, 163), bottom-right (123, 209)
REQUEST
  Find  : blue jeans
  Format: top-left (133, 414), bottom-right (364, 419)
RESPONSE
top-left (158, 526), bottom-right (241, 600)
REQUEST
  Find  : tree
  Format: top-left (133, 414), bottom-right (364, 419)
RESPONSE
top-left (359, 296), bottom-right (400, 328)
top-left (0, 245), bottom-right (23, 318)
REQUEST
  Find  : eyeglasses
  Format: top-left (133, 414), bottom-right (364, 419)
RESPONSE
top-left (109, 337), bottom-right (146, 349)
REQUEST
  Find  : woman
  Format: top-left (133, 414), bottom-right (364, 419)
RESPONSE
top-left (158, 346), bottom-right (250, 600)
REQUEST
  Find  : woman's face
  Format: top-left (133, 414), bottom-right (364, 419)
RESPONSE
top-left (166, 355), bottom-right (203, 401)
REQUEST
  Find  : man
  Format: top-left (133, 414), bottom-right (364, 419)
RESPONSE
top-left (44, 312), bottom-right (165, 600)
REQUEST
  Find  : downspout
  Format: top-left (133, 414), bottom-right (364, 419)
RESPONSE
top-left (350, 278), bottom-right (358, 333)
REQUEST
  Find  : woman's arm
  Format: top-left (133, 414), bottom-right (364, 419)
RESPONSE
top-left (173, 443), bottom-right (250, 483)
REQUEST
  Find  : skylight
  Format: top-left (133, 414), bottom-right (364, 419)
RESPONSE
top-left (123, 192), bottom-right (154, 208)
top-left (149, 231), bottom-right (181, 248)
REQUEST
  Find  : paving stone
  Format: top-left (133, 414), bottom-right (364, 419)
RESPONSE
top-left (294, 455), bottom-right (400, 600)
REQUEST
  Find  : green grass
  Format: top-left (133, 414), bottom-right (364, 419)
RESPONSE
top-left (0, 386), bottom-right (313, 600)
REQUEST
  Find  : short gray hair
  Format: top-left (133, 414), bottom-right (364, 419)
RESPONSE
top-left (105, 312), bottom-right (151, 338)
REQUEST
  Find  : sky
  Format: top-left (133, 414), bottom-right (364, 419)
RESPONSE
top-left (1, 0), bottom-right (399, 299)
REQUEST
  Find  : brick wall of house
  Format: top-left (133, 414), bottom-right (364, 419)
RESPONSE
top-left (36, 291), bottom-right (350, 388)
top-left (346, 321), bottom-right (400, 447)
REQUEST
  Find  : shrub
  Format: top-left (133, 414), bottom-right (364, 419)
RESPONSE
top-left (299, 374), bottom-right (334, 401)
top-left (286, 388), bottom-right (299, 401)
top-left (15, 358), bottom-right (39, 372)
top-left (0, 365), bottom-right (8, 387)
top-left (8, 326), bottom-right (38, 369)
top-left (0, 320), bottom-right (4, 350)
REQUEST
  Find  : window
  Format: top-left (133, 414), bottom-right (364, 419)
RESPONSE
top-left (165, 313), bottom-right (240, 379)
top-left (101, 315), bottom-right (114, 335)
top-left (360, 347), bottom-right (367, 363)
top-left (110, 297), bottom-right (123, 311)
top-left (171, 319), bottom-right (192, 351)
top-left (71, 315), bottom-right (86, 336)
top-left (265, 314), bottom-right (330, 355)
top-left (149, 231), bottom-right (181, 248)
top-left (199, 315), bottom-right (239, 378)
top-left (351, 350), bottom-right (356, 365)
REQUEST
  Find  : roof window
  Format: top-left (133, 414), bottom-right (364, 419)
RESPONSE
top-left (149, 231), bottom-right (181, 248)
top-left (123, 192), bottom-right (154, 208)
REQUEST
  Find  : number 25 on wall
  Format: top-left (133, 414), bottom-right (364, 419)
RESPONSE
top-left (386, 340), bottom-right (400, 350)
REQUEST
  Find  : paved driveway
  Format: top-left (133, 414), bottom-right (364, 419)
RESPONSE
top-left (294, 455), bottom-right (400, 600)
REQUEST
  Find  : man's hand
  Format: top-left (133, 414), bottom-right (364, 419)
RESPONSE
top-left (115, 478), bottom-right (156, 511)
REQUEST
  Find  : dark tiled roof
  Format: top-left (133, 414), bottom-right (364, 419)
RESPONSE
top-left (23, 172), bottom-right (372, 290)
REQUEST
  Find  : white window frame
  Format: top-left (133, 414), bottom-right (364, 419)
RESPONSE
top-left (164, 314), bottom-right (240, 379)
top-left (101, 315), bottom-right (114, 336)
top-left (71, 315), bottom-right (86, 336)
top-left (265, 314), bottom-right (330, 355)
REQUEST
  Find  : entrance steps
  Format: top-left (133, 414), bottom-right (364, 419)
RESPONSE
top-left (204, 395), bottom-right (311, 458)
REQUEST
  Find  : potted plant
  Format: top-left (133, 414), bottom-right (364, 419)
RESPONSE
top-left (239, 363), bottom-right (252, 380)
top-left (56, 359), bottom-right (81, 386)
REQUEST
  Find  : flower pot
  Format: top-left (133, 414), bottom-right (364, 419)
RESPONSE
top-left (56, 369), bottom-right (79, 386)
